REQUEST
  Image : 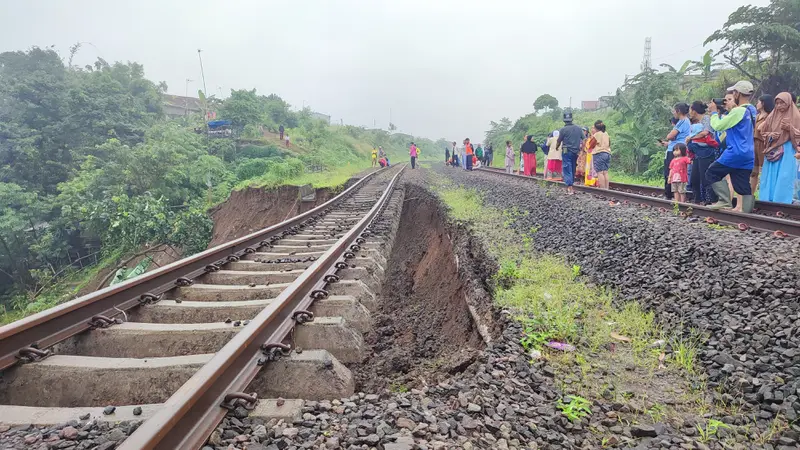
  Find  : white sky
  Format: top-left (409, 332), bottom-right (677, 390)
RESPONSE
top-left (0, 0), bottom-right (769, 143)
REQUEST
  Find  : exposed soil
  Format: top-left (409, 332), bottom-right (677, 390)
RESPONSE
top-left (353, 182), bottom-right (498, 392)
top-left (207, 185), bottom-right (334, 247)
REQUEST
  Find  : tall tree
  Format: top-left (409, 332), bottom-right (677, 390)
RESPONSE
top-left (706, 0), bottom-right (800, 93)
top-left (533, 94), bottom-right (559, 113)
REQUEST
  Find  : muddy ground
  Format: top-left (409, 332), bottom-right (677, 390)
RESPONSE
top-left (352, 182), bottom-right (500, 392)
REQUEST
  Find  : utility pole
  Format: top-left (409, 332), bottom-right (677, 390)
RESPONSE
top-left (184, 79), bottom-right (193, 115)
top-left (197, 49), bottom-right (208, 116)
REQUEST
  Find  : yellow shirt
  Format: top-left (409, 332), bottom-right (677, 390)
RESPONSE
top-left (592, 131), bottom-right (611, 154)
top-left (371, 149), bottom-right (378, 159)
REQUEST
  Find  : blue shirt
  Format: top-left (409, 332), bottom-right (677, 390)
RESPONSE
top-left (667, 118), bottom-right (691, 155)
top-left (711, 104), bottom-right (755, 170)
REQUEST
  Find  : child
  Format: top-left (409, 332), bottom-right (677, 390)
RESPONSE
top-left (285, 134), bottom-right (290, 147)
top-left (371, 147), bottom-right (378, 168)
top-left (668, 143), bottom-right (692, 203)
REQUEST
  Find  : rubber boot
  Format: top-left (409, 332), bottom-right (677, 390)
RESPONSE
top-left (740, 195), bottom-right (755, 214)
top-left (709, 181), bottom-right (732, 209)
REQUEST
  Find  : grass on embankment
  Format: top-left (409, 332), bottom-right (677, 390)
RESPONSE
top-left (0, 250), bottom-right (124, 325)
top-left (429, 174), bottom-right (783, 446)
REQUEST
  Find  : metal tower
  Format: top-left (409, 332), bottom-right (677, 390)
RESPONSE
top-left (641, 37), bottom-right (652, 71)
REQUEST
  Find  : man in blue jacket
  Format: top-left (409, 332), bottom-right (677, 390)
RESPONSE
top-left (706, 80), bottom-right (757, 212)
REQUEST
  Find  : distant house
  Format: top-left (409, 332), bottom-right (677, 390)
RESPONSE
top-left (163, 94), bottom-right (203, 118)
top-left (310, 111), bottom-right (331, 124)
top-left (598, 96), bottom-right (614, 109)
top-left (581, 100), bottom-right (600, 111)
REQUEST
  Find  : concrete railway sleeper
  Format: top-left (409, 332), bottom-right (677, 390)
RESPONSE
top-left (0, 165), bottom-right (406, 450)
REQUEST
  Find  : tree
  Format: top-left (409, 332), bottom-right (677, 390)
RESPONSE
top-left (706, 0), bottom-right (800, 93)
top-left (219, 89), bottom-right (263, 127)
top-left (534, 94), bottom-right (559, 113)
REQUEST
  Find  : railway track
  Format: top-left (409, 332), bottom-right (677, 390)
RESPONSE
top-left (477, 167), bottom-right (800, 237)
top-left (0, 165), bottom-right (405, 449)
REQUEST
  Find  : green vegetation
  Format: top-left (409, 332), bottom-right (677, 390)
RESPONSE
top-left (0, 46), bottom-right (440, 321)
top-left (484, 0), bottom-right (800, 181)
top-left (556, 395), bottom-right (593, 422)
top-left (697, 419), bottom-right (731, 443)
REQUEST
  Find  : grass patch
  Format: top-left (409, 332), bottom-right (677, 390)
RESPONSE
top-left (611, 172), bottom-right (662, 187)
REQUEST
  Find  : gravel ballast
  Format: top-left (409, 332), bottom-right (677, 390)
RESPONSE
top-left (196, 169), bottom-right (800, 449)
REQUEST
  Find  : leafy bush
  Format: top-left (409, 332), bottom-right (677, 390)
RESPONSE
top-left (238, 144), bottom-right (284, 159)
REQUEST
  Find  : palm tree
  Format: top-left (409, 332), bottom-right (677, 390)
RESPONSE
top-left (691, 49), bottom-right (724, 81)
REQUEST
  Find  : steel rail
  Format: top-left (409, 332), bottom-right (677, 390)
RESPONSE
top-left (480, 166), bottom-right (800, 217)
top-left (0, 169), bottom-right (384, 372)
top-left (476, 167), bottom-right (800, 237)
top-left (119, 166), bottom-right (405, 450)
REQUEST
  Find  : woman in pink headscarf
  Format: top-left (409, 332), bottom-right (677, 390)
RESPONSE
top-left (759, 92), bottom-right (800, 203)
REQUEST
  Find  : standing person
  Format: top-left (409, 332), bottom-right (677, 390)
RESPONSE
top-left (409, 142), bottom-right (418, 169)
top-left (663, 104), bottom-right (692, 199)
top-left (545, 130), bottom-right (563, 181)
top-left (445, 145), bottom-right (451, 165)
top-left (583, 128), bottom-right (597, 187)
top-left (475, 144), bottom-right (484, 166)
top-left (279, 124), bottom-right (285, 141)
top-left (371, 147), bottom-right (378, 168)
top-left (285, 134), bottom-right (290, 147)
top-left (464, 138), bottom-right (474, 171)
top-left (485, 144), bottom-right (493, 167)
top-left (686, 101), bottom-right (717, 204)
top-left (668, 143), bottom-right (692, 202)
top-left (557, 110), bottom-right (584, 195)
top-left (752, 94), bottom-right (775, 194)
top-left (576, 128), bottom-right (589, 181)
top-left (759, 92), bottom-right (800, 204)
top-left (505, 140), bottom-right (515, 174)
top-left (591, 120), bottom-right (611, 189)
top-left (521, 135), bottom-right (538, 176)
top-left (706, 81), bottom-right (757, 212)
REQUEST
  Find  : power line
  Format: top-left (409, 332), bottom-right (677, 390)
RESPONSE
top-left (652, 43), bottom-right (704, 63)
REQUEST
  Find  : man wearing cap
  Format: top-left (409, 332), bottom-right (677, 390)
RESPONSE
top-left (705, 80), bottom-right (758, 212)
top-left (557, 110), bottom-right (584, 195)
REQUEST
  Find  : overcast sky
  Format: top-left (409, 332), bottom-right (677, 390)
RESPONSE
top-left (0, 0), bottom-right (769, 143)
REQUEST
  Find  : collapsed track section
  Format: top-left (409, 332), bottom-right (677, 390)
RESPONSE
top-left (0, 165), bottom-right (405, 450)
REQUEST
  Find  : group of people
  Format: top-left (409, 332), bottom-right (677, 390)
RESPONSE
top-left (444, 139), bottom-right (493, 171)
top-left (661, 80), bottom-right (800, 211)
top-left (438, 111), bottom-right (612, 195)
top-left (371, 146), bottom-right (390, 168)
top-left (499, 112), bottom-right (612, 194)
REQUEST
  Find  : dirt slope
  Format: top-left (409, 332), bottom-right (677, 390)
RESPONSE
top-left (207, 186), bottom-right (334, 247)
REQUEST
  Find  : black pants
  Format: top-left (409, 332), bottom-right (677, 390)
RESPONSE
top-left (663, 152), bottom-right (674, 199)
top-left (410, 156), bottom-right (416, 169)
top-left (705, 161), bottom-right (752, 197)
top-left (690, 156), bottom-right (714, 203)
top-left (465, 155), bottom-right (473, 171)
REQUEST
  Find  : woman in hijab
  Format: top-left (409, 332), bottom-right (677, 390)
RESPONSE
top-left (520, 135), bottom-right (538, 176)
top-left (759, 92), bottom-right (800, 204)
top-left (545, 130), bottom-right (563, 181)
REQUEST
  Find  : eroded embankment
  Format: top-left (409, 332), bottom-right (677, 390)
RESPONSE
top-left (352, 183), bottom-right (500, 392)
top-left (208, 185), bottom-right (335, 247)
